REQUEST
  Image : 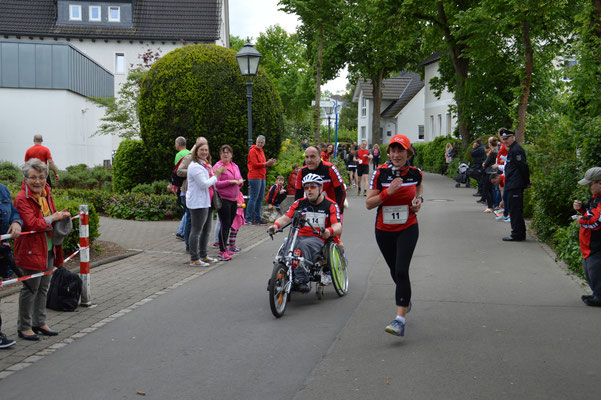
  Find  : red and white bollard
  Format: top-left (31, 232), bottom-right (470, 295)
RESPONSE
top-left (79, 205), bottom-right (92, 306)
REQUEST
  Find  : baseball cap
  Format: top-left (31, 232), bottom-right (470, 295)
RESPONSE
top-left (389, 135), bottom-right (410, 149)
top-left (578, 167), bottom-right (601, 185)
top-left (499, 128), bottom-right (515, 139)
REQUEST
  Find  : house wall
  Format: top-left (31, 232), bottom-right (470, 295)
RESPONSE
top-left (424, 62), bottom-right (456, 141)
top-left (357, 92), bottom-right (372, 144)
top-left (396, 87), bottom-right (425, 144)
top-left (0, 87), bottom-right (112, 168)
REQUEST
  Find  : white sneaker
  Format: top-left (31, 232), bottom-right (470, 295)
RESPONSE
top-left (190, 259), bottom-right (210, 267)
top-left (320, 271), bottom-right (332, 285)
top-left (202, 256), bottom-right (218, 263)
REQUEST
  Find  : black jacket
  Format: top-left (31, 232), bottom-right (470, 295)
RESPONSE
top-left (504, 141), bottom-right (530, 190)
top-left (471, 145), bottom-right (486, 167)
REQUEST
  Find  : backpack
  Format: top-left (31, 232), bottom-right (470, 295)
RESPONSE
top-left (169, 156), bottom-right (186, 189)
top-left (46, 267), bottom-right (82, 312)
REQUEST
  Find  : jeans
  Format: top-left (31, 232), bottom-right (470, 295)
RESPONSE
top-left (180, 195), bottom-right (192, 250)
top-left (246, 179), bottom-right (266, 223)
top-left (189, 208), bottom-right (211, 261)
top-left (177, 195), bottom-right (187, 236)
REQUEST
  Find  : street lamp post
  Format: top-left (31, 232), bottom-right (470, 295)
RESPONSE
top-left (235, 40), bottom-right (262, 149)
top-left (325, 104), bottom-right (333, 145)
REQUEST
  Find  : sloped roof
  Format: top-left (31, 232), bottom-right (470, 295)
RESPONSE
top-left (0, 0), bottom-right (222, 42)
top-left (380, 71), bottom-right (424, 118)
top-left (352, 71), bottom-right (424, 118)
top-left (420, 51), bottom-right (441, 66)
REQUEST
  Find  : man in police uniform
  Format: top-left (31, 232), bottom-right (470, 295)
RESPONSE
top-left (500, 128), bottom-right (530, 241)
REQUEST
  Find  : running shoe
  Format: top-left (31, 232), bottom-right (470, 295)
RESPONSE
top-left (385, 319), bottom-right (405, 337)
top-left (175, 234), bottom-right (184, 241)
top-left (218, 251), bottom-right (232, 261)
top-left (212, 242), bottom-right (219, 248)
top-left (496, 215), bottom-right (505, 221)
top-left (226, 249), bottom-right (235, 257)
top-left (320, 271), bottom-right (332, 285)
top-left (0, 332), bottom-right (16, 349)
top-left (504, 217), bottom-right (511, 223)
top-left (363, 190), bottom-right (367, 196)
top-left (357, 188), bottom-right (361, 195)
top-left (190, 259), bottom-right (209, 267)
top-left (202, 256), bottom-right (218, 263)
top-left (229, 246), bottom-right (242, 253)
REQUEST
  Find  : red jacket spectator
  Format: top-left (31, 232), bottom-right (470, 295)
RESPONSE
top-left (247, 145), bottom-right (266, 180)
top-left (287, 171), bottom-right (298, 195)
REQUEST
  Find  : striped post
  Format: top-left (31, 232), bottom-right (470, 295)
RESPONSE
top-left (79, 204), bottom-right (92, 306)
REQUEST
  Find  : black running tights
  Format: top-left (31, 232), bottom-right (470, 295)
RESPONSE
top-left (375, 224), bottom-right (419, 307)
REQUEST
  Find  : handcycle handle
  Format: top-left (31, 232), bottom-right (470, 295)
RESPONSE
top-left (267, 220), bottom-right (292, 240)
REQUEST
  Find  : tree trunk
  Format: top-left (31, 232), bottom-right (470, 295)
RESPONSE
top-left (314, 23), bottom-right (324, 143)
top-left (370, 71), bottom-right (384, 145)
top-left (436, 1), bottom-right (470, 147)
top-left (592, 0), bottom-right (601, 37)
top-left (516, 18), bottom-right (533, 144)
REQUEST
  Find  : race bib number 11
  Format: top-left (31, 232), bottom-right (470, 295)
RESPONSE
top-left (382, 205), bottom-right (409, 224)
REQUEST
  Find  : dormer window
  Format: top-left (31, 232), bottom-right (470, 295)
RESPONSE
top-left (89, 6), bottom-right (101, 21)
top-left (69, 5), bottom-right (82, 21)
top-left (109, 6), bottom-right (121, 22)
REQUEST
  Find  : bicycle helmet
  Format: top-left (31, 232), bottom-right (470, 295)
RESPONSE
top-left (302, 173), bottom-right (323, 187)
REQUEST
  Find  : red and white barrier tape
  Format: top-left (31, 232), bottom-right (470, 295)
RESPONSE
top-left (0, 246), bottom-right (87, 287)
top-left (0, 215), bottom-right (80, 241)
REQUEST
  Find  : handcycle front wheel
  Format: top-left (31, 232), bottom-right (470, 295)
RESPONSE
top-left (327, 242), bottom-right (349, 297)
top-left (269, 262), bottom-right (290, 318)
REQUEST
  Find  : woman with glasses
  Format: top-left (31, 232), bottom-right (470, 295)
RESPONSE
top-left (13, 158), bottom-right (70, 341)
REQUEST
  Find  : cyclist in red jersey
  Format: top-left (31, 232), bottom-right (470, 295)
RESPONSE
top-left (356, 140), bottom-right (372, 196)
top-left (366, 134), bottom-right (423, 337)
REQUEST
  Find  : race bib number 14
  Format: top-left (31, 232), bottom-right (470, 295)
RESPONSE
top-left (305, 212), bottom-right (326, 229)
top-left (382, 205), bottom-right (409, 224)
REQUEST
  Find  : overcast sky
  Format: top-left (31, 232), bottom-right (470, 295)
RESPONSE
top-left (229, 0), bottom-right (348, 95)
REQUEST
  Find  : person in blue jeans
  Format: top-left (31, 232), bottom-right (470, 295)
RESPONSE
top-left (246, 135), bottom-right (276, 225)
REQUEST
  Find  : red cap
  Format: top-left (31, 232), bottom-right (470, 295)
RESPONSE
top-left (389, 135), bottom-right (410, 149)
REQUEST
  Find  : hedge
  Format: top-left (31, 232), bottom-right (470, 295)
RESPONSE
top-left (138, 44), bottom-right (284, 186)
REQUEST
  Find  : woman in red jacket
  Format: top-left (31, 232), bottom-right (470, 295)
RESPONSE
top-left (14, 158), bottom-right (70, 341)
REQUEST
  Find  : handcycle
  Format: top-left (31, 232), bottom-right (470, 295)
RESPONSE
top-left (267, 210), bottom-right (349, 318)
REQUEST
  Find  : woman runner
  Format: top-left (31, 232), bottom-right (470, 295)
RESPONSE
top-left (366, 135), bottom-right (423, 337)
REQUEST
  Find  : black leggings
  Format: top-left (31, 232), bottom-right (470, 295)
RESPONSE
top-left (217, 198), bottom-right (237, 252)
top-left (375, 224), bottom-right (419, 307)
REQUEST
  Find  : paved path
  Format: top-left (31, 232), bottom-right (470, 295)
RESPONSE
top-left (1, 172), bottom-right (599, 400)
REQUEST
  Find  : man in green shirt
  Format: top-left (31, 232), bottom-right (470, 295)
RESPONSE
top-left (173, 136), bottom-right (190, 241)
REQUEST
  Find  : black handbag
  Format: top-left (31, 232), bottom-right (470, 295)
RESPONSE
top-left (211, 189), bottom-right (222, 211)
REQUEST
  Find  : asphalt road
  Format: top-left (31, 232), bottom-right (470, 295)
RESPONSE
top-left (2, 172), bottom-right (600, 400)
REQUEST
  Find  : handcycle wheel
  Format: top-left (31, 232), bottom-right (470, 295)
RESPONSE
top-left (327, 242), bottom-right (349, 296)
top-left (269, 263), bottom-right (289, 318)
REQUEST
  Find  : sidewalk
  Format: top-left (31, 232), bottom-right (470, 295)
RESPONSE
top-left (0, 215), bottom-right (269, 378)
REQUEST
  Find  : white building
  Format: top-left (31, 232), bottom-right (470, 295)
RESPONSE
top-left (353, 55), bottom-right (458, 146)
top-left (0, 0), bottom-right (229, 168)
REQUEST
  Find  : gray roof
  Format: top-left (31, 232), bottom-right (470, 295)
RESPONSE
top-left (381, 72), bottom-right (424, 118)
top-left (0, 0), bottom-right (222, 42)
top-left (420, 51), bottom-right (441, 66)
top-left (352, 72), bottom-right (424, 118)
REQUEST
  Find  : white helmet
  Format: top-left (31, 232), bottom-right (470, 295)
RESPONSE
top-left (302, 173), bottom-right (323, 187)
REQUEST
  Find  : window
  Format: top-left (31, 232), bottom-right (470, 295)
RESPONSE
top-left (109, 6), bottom-right (120, 22)
top-left (361, 126), bottom-right (366, 140)
top-left (115, 53), bottom-right (125, 74)
top-left (69, 5), bottom-right (82, 21)
top-left (429, 115), bottom-right (434, 139)
top-left (361, 97), bottom-right (367, 117)
top-left (418, 125), bottom-right (425, 140)
top-left (437, 114), bottom-right (442, 136)
top-left (562, 59), bottom-right (577, 81)
top-left (89, 6), bottom-right (101, 21)
top-left (386, 130), bottom-right (392, 137)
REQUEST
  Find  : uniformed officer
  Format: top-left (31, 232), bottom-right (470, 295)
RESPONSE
top-left (500, 128), bottom-right (530, 241)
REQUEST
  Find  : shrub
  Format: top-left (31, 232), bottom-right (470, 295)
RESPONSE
top-left (552, 222), bottom-right (584, 277)
top-left (0, 161), bottom-right (21, 183)
top-left (103, 192), bottom-right (181, 220)
top-left (113, 139), bottom-right (152, 192)
top-left (50, 196), bottom-right (100, 255)
top-left (413, 136), bottom-right (456, 173)
top-left (131, 183), bottom-right (154, 194)
top-left (57, 164), bottom-right (112, 190)
top-left (139, 44), bottom-right (284, 185)
top-left (266, 141), bottom-right (304, 188)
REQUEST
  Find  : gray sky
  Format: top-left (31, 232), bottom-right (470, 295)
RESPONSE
top-left (229, 0), bottom-right (348, 95)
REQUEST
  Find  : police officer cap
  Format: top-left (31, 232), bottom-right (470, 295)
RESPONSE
top-left (499, 128), bottom-right (515, 139)
top-left (578, 167), bottom-right (601, 185)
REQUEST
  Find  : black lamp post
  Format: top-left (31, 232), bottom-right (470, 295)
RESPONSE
top-left (325, 104), bottom-right (333, 144)
top-left (235, 40), bottom-right (262, 149)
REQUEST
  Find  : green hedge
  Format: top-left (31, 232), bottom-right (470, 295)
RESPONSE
top-left (0, 161), bottom-right (21, 183)
top-left (52, 197), bottom-right (100, 254)
top-left (103, 192), bottom-right (180, 220)
top-left (138, 44), bottom-right (284, 186)
top-left (113, 139), bottom-right (152, 192)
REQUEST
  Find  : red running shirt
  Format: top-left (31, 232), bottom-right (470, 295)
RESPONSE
top-left (370, 164), bottom-right (422, 232)
top-left (357, 149), bottom-right (370, 165)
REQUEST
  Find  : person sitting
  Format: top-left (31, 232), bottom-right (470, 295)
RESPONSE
top-left (266, 175), bottom-right (288, 212)
top-left (268, 173), bottom-right (342, 292)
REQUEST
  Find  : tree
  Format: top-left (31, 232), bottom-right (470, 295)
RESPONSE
top-left (255, 25), bottom-right (315, 123)
top-left (343, 0), bottom-right (421, 145)
top-left (279, 0), bottom-right (347, 142)
top-left (138, 44), bottom-right (283, 183)
top-left (89, 47), bottom-right (161, 139)
top-left (229, 35), bottom-right (246, 51)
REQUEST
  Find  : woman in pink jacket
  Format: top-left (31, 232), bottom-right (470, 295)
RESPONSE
top-left (213, 145), bottom-right (244, 261)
